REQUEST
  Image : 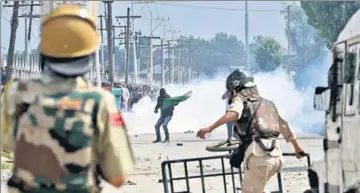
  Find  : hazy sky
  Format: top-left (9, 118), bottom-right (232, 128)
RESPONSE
top-left (1, 1), bottom-right (290, 53)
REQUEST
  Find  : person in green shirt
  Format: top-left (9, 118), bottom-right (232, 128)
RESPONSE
top-left (153, 88), bottom-right (192, 143)
top-left (153, 88), bottom-right (173, 143)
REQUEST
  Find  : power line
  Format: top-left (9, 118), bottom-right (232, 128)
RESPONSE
top-left (151, 3), bottom-right (161, 18)
top-left (151, 3), bottom-right (177, 39)
top-left (152, 2), bottom-right (281, 12)
top-left (135, 3), bottom-right (148, 17)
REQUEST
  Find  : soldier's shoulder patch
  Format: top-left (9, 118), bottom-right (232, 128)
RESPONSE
top-left (109, 112), bottom-right (125, 127)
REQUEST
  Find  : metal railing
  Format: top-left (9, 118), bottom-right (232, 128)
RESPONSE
top-left (161, 152), bottom-right (311, 193)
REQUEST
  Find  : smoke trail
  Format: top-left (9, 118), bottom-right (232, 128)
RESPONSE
top-left (123, 52), bottom-right (331, 136)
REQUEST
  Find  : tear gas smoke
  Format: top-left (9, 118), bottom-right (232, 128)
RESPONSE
top-left (123, 51), bottom-right (331, 136)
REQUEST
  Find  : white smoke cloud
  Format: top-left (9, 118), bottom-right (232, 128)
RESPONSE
top-left (123, 59), bottom-right (329, 137)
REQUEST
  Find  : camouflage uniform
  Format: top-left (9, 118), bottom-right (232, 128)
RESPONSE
top-left (228, 87), bottom-right (296, 193)
top-left (2, 75), bottom-right (134, 193)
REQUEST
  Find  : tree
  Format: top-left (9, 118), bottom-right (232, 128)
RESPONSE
top-left (282, 3), bottom-right (324, 70)
top-left (252, 36), bottom-right (282, 72)
top-left (173, 33), bottom-right (245, 76)
top-left (300, 2), bottom-right (360, 48)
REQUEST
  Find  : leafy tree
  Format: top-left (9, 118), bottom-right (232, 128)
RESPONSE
top-left (300, 1), bottom-right (360, 48)
top-left (169, 33), bottom-right (245, 76)
top-left (282, 3), bottom-right (324, 70)
top-left (99, 32), bottom-right (282, 77)
top-left (252, 36), bottom-right (282, 72)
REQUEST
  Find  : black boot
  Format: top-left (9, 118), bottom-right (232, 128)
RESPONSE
top-left (162, 137), bottom-right (170, 143)
top-left (226, 138), bottom-right (231, 143)
top-left (153, 138), bottom-right (161, 143)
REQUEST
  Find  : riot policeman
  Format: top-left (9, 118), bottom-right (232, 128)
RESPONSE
top-left (197, 69), bottom-right (305, 193)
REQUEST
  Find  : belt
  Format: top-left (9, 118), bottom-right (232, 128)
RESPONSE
top-left (254, 138), bottom-right (277, 152)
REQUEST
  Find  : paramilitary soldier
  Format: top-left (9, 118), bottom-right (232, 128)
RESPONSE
top-left (1, 4), bottom-right (134, 193)
top-left (197, 69), bottom-right (305, 193)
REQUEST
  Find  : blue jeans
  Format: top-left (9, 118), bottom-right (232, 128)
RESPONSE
top-left (155, 116), bottom-right (172, 139)
top-left (226, 121), bottom-right (239, 139)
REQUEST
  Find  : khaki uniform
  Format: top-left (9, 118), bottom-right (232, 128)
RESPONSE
top-left (1, 75), bottom-right (134, 193)
top-left (227, 94), bottom-right (296, 193)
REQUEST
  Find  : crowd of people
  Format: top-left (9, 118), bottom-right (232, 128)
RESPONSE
top-left (100, 81), bottom-right (160, 111)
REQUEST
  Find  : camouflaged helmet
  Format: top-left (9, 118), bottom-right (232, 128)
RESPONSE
top-left (226, 69), bottom-right (256, 91)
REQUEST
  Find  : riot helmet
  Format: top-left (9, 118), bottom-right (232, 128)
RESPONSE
top-left (40, 4), bottom-right (100, 77)
top-left (226, 69), bottom-right (256, 92)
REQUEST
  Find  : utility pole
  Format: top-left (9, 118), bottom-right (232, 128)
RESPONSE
top-left (17, 13), bottom-right (41, 73)
top-left (3, 1), bottom-right (42, 79)
top-left (113, 24), bottom-right (128, 84)
top-left (167, 29), bottom-right (180, 84)
top-left (167, 38), bottom-right (180, 84)
top-left (166, 40), bottom-right (175, 84)
top-left (24, 15), bottom-right (28, 64)
top-left (5, 1), bottom-right (20, 79)
top-left (134, 31), bottom-right (142, 84)
top-left (245, 1), bottom-right (249, 71)
top-left (98, 14), bottom-right (107, 78)
top-left (186, 39), bottom-right (192, 83)
top-left (111, 25), bottom-right (125, 82)
top-left (115, 8), bottom-right (141, 85)
top-left (140, 36), bottom-right (160, 87)
top-left (153, 39), bottom-right (170, 87)
top-left (177, 39), bottom-right (182, 84)
top-left (177, 44), bottom-right (188, 85)
top-left (26, 1), bottom-right (35, 64)
top-left (104, 1), bottom-right (114, 86)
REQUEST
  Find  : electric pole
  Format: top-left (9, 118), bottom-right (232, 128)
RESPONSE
top-left (98, 14), bottom-right (107, 79)
top-left (111, 25), bottom-right (125, 83)
top-left (186, 39), bottom-right (192, 83)
top-left (113, 24), bottom-right (128, 84)
top-left (166, 40), bottom-right (175, 84)
top-left (167, 38), bottom-right (180, 84)
top-left (18, 14), bottom-right (41, 64)
top-left (176, 39), bottom-right (185, 84)
top-left (26, 1), bottom-right (35, 64)
top-left (167, 29), bottom-right (180, 84)
top-left (104, 1), bottom-right (114, 86)
top-left (177, 39), bottom-right (181, 84)
top-left (153, 39), bottom-right (170, 87)
top-left (177, 44), bottom-right (188, 85)
top-left (140, 36), bottom-right (160, 87)
top-left (2, 1), bottom-right (42, 79)
top-left (114, 7), bottom-right (141, 86)
top-left (5, 1), bottom-right (20, 79)
top-left (134, 31), bottom-right (142, 84)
